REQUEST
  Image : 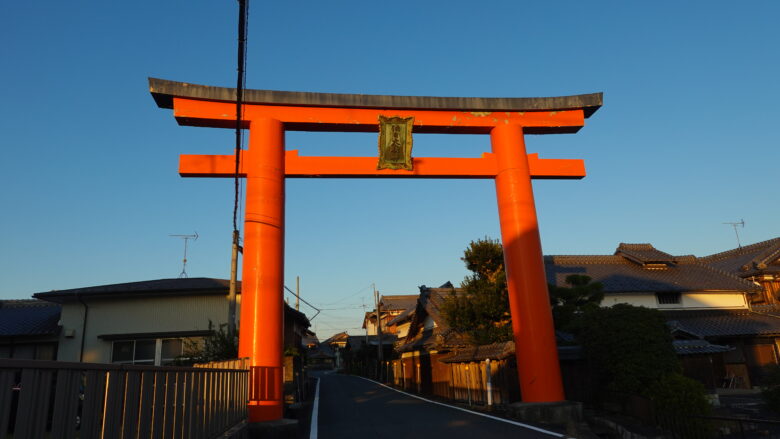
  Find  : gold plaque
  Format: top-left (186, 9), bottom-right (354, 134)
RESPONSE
top-left (377, 115), bottom-right (414, 170)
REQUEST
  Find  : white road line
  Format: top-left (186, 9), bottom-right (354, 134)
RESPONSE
top-left (310, 378), bottom-right (320, 439)
top-left (353, 375), bottom-right (568, 438)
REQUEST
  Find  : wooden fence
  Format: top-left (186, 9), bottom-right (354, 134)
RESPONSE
top-left (390, 356), bottom-right (520, 407)
top-left (0, 358), bottom-right (248, 439)
top-left (194, 358), bottom-right (249, 370)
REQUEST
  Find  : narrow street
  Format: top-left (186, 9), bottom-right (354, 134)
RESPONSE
top-left (310, 372), bottom-right (566, 439)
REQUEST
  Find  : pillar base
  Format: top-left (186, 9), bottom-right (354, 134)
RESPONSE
top-left (247, 418), bottom-right (298, 439)
top-left (507, 401), bottom-right (584, 435)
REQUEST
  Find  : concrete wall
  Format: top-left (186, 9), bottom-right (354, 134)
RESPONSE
top-left (57, 294), bottom-right (233, 363)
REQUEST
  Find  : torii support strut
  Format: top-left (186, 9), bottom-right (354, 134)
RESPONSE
top-left (150, 78), bottom-right (602, 422)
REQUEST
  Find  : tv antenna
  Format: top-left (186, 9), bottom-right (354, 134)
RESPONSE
top-left (723, 219), bottom-right (745, 250)
top-left (170, 232), bottom-right (198, 278)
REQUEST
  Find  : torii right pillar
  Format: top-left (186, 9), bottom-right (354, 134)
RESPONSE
top-left (492, 123), bottom-right (564, 401)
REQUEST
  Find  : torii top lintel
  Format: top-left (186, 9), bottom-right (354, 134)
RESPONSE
top-left (149, 78), bottom-right (602, 179)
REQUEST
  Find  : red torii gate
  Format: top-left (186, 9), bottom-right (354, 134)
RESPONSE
top-left (150, 78), bottom-right (602, 423)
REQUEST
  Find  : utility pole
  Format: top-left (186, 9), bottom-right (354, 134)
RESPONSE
top-left (228, 230), bottom-right (239, 340)
top-left (374, 284), bottom-right (384, 381)
top-left (296, 276), bottom-right (300, 311)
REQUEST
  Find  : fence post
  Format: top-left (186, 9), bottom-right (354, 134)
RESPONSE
top-left (465, 364), bottom-right (472, 406)
top-left (486, 359), bottom-right (493, 407)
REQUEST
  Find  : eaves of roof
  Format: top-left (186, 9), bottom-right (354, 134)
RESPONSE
top-left (33, 278), bottom-right (234, 303)
top-left (663, 310), bottom-right (780, 338)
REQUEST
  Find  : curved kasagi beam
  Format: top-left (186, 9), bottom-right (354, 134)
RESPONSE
top-left (149, 78), bottom-right (602, 134)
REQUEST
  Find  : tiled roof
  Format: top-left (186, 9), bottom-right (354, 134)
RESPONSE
top-left (379, 295), bottom-right (418, 312)
top-left (439, 339), bottom-right (731, 362)
top-left (699, 237), bottom-right (780, 277)
top-left (673, 339), bottom-right (733, 356)
top-left (615, 243), bottom-right (676, 264)
top-left (345, 335), bottom-right (396, 350)
top-left (34, 278), bottom-right (233, 301)
top-left (440, 341), bottom-right (515, 363)
top-left (308, 343), bottom-right (335, 359)
top-left (396, 286), bottom-right (468, 353)
top-left (664, 310), bottom-right (780, 337)
top-left (0, 300), bottom-right (61, 337)
top-left (545, 243), bottom-right (760, 294)
top-left (323, 331), bottom-right (349, 344)
top-left (386, 307), bottom-right (415, 326)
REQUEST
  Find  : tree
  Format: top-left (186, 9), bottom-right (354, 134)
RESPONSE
top-left (549, 274), bottom-right (604, 332)
top-left (177, 320), bottom-right (238, 365)
top-left (442, 238), bottom-right (512, 345)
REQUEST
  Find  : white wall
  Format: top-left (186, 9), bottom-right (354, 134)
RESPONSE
top-left (602, 292), bottom-right (748, 310)
top-left (681, 292), bottom-right (747, 309)
top-left (57, 294), bottom-right (232, 363)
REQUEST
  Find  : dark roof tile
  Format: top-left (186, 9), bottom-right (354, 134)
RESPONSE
top-left (664, 310), bottom-right (780, 337)
top-left (615, 243), bottom-right (676, 264)
top-left (673, 339), bottom-right (733, 356)
top-left (699, 237), bottom-right (780, 277)
top-left (545, 246), bottom-right (760, 293)
top-left (0, 300), bottom-right (61, 337)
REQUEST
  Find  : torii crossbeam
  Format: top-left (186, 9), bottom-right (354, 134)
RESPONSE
top-left (150, 78), bottom-right (602, 423)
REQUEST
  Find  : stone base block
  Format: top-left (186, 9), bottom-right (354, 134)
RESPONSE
top-left (507, 400), bottom-right (583, 434)
top-left (247, 418), bottom-right (299, 439)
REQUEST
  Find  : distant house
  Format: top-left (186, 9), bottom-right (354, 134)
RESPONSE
top-left (0, 299), bottom-right (61, 360)
top-left (393, 284), bottom-right (468, 396)
top-left (322, 331), bottom-right (350, 369)
top-left (362, 294), bottom-right (418, 336)
top-left (699, 237), bottom-right (780, 305)
top-left (32, 278), bottom-right (310, 368)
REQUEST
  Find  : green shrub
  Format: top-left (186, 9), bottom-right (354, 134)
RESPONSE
top-left (761, 363), bottom-right (780, 412)
top-left (648, 373), bottom-right (711, 416)
top-left (649, 373), bottom-right (712, 437)
top-left (578, 304), bottom-right (680, 395)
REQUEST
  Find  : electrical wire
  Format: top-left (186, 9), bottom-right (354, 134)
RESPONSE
top-left (233, 0), bottom-right (248, 234)
top-left (316, 284), bottom-right (372, 306)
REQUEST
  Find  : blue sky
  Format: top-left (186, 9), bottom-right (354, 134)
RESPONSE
top-left (1, 1), bottom-right (778, 337)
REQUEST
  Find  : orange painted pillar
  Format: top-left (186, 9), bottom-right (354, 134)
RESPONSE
top-left (491, 123), bottom-right (565, 402)
top-left (239, 117), bottom-right (286, 422)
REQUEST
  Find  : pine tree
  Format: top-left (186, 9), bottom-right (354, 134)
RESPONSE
top-left (442, 238), bottom-right (512, 345)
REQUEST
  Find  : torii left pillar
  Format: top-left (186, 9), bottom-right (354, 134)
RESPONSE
top-left (240, 117), bottom-right (286, 421)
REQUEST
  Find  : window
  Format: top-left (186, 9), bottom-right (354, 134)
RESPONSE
top-left (657, 292), bottom-right (682, 306)
top-left (111, 338), bottom-right (187, 366)
top-left (161, 339), bottom-right (184, 365)
top-left (134, 340), bottom-right (156, 365)
top-left (111, 341), bottom-right (134, 363)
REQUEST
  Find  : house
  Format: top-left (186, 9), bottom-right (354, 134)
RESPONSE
top-left (545, 243), bottom-right (760, 311)
top-left (32, 278), bottom-right (310, 368)
top-left (699, 237), bottom-right (780, 305)
top-left (321, 331), bottom-right (349, 369)
top-left (361, 294), bottom-right (417, 336)
top-left (545, 242), bottom-right (780, 388)
top-left (393, 284), bottom-right (468, 396)
top-left (0, 299), bottom-right (61, 360)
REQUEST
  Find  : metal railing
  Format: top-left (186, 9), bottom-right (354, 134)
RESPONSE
top-left (0, 358), bottom-right (248, 439)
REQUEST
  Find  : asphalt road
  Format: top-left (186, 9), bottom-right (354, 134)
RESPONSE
top-left (311, 373), bottom-right (566, 439)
